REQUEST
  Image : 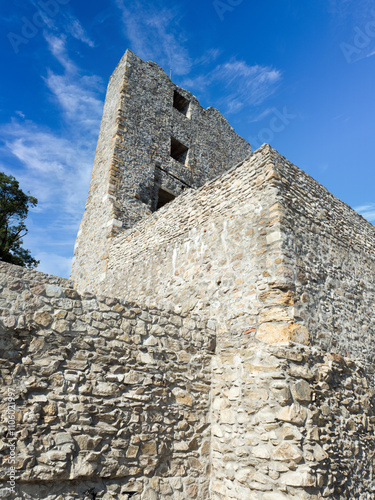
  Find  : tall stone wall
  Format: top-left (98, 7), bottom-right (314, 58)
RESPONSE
top-left (267, 147), bottom-right (375, 368)
top-left (1, 261), bottom-right (374, 499)
top-left (73, 143), bottom-right (375, 499)
top-left (102, 145), bottom-right (299, 346)
top-left (93, 144), bottom-right (375, 366)
top-left (71, 49), bottom-right (251, 292)
top-left (0, 263), bottom-right (215, 499)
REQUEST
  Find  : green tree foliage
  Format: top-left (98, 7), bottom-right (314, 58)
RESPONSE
top-left (0, 172), bottom-right (39, 268)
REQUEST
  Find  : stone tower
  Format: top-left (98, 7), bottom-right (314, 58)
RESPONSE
top-left (71, 50), bottom-right (251, 291)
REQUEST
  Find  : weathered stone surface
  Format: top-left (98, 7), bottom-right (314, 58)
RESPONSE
top-left (278, 403), bottom-right (308, 426)
top-left (291, 379), bottom-right (311, 402)
top-left (256, 323), bottom-right (310, 345)
top-left (273, 442), bottom-right (303, 463)
top-left (71, 49), bottom-right (251, 293)
top-left (280, 468), bottom-right (316, 487)
top-left (33, 312), bottom-right (53, 327)
top-left (0, 263), bottom-right (214, 500)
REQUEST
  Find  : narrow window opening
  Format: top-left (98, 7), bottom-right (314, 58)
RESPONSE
top-left (170, 137), bottom-right (189, 164)
top-left (156, 188), bottom-right (176, 211)
top-left (173, 90), bottom-right (190, 116)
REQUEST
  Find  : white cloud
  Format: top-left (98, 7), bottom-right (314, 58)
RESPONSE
top-left (28, 0), bottom-right (95, 48)
top-left (115, 0), bottom-right (192, 76)
top-left (194, 49), bottom-right (222, 66)
top-left (65, 17), bottom-right (95, 48)
top-left (247, 108), bottom-right (275, 123)
top-left (32, 250), bottom-right (74, 277)
top-left (183, 58), bottom-right (282, 114)
top-left (44, 33), bottom-right (76, 73)
top-left (1, 121), bottom-right (94, 215)
top-left (0, 34), bottom-right (103, 278)
top-left (44, 71), bottom-right (103, 132)
top-left (354, 203), bottom-right (375, 222)
top-left (114, 1), bottom-right (281, 114)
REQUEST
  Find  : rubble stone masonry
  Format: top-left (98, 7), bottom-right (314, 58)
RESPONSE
top-left (0, 263), bottom-right (215, 499)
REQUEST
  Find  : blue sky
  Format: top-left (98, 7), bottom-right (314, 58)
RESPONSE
top-left (0, 0), bottom-right (374, 277)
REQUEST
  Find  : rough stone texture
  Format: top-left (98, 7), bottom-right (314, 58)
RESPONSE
top-left (104, 146), bottom-right (283, 345)
top-left (211, 343), bottom-right (375, 499)
top-left (0, 263), bottom-right (214, 499)
top-left (270, 148), bottom-right (375, 367)
top-left (1, 262), bottom-right (374, 499)
top-left (71, 50), bottom-right (251, 292)
top-left (97, 144), bottom-right (375, 368)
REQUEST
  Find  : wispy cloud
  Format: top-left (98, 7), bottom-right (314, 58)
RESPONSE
top-left (64, 16), bottom-right (95, 47)
top-left (114, 1), bottom-right (280, 114)
top-left (115, 0), bottom-right (192, 75)
top-left (0, 33), bottom-right (103, 276)
top-left (44, 33), bottom-right (76, 73)
top-left (247, 107), bottom-right (276, 123)
top-left (354, 203), bottom-right (375, 222)
top-left (184, 58), bottom-right (282, 114)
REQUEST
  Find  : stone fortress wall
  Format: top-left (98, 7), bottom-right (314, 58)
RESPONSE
top-left (100, 144), bottom-right (375, 368)
top-left (1, 259), bottom-right (374, 499)
top-left (0, 262), bottom-right (215, 499)
top-left (0, 50), bottom-right (375, 499)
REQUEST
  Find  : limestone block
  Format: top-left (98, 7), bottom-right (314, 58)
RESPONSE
top-left (256, 323), bottom-right (310, 345)
top-left (252, 445), bottom-right (271, 459)
top-left (280, 467), bottom-right (316, 487)
top-left (174, 441), bottom-right (189, 451)
top-left (259, 307), bottom-right (294, 323)
top-left (244, 389), bottom-right (269, 403)
top-left (270, 382), bottom-right (292, 406)
top-left (280, 424), bottom-right (303, 441)
top-left (219, 409), bottom-right (236, 424)
top-left (126, 445), bottom-right (139, 458)
top-left (291, 379), bottom-right (312, 402)
top-left (272, 442), bottom-right (303, 463)
top-left (70, 458), bottom-right (98, 479)
top-left (74, 435), bottom-right (102, 451)
top-left (141, 442), bottom-right (157, 455)
top-left (212, 397), bottom-right (230, 410)
top-left (34, 311), bottom-right (53, 327)
top-left (53, 319), bottom-right (70, 333)
top-left (55, 433), bottom-right (74, 446)
top-left (123, 370), bottom-right (145, 385)
top-left (234, 467), bottom-right (252, 483)
top-left (47, 450), bottom-right (69, 462)
top-left (278, 403), bottom-right (308, 426)
top-left (172, 388), bottom-right (193, 406)
top-left (45, 285), bottom-right (63, 297)
top-left (313, 444), bottom-right (328, 462)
